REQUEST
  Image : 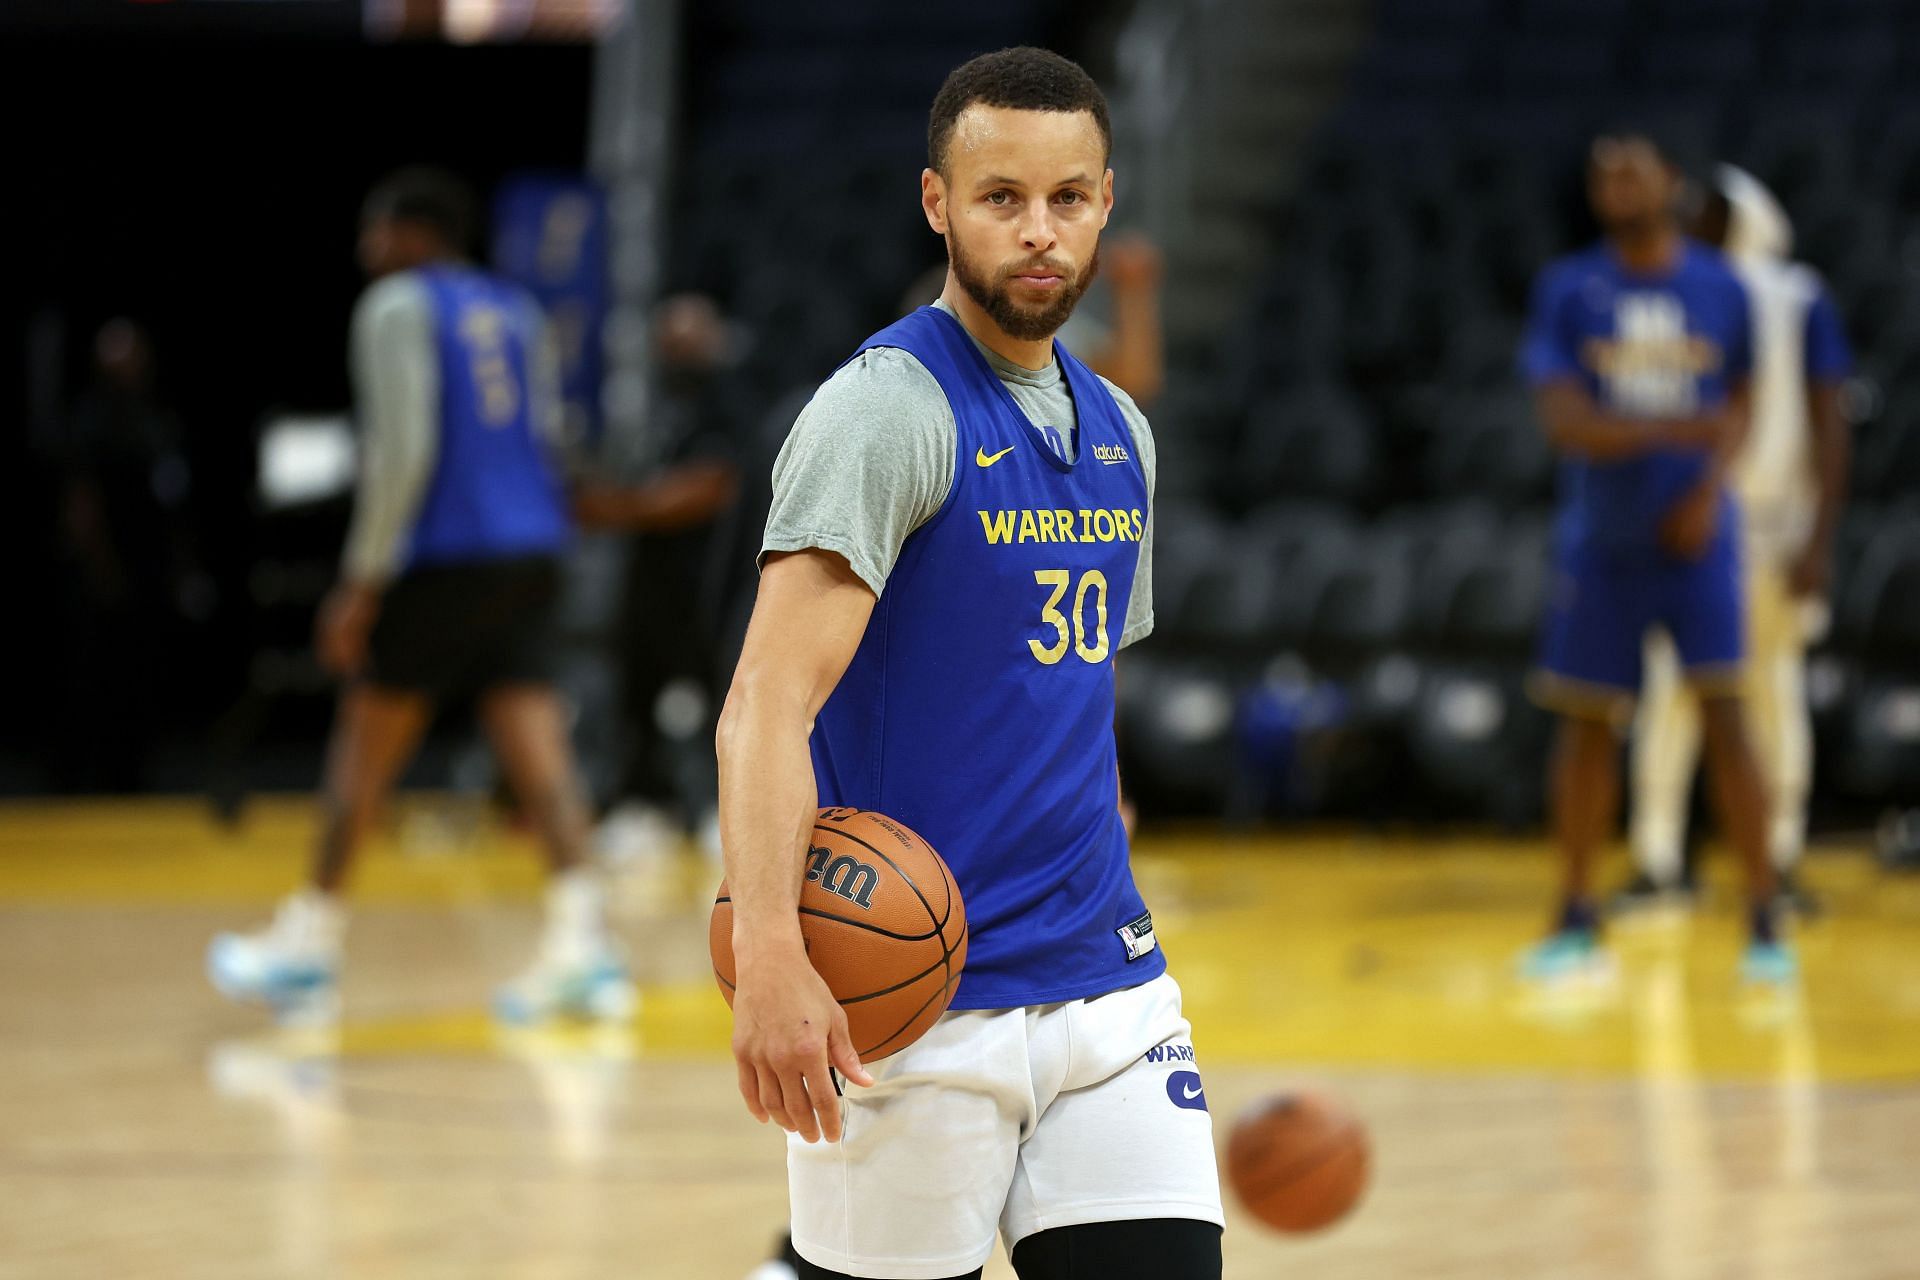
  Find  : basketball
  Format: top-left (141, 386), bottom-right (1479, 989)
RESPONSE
top-left (709, 807), bottom-right (968, 1062)
top-left (1225, 1091), bottom-right (1370, 1233)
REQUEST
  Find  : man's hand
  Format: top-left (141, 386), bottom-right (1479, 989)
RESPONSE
top-left (1787, 538), bottom-right (1835, 600)
top-left (317, 582), bottom-right (381, 677)
top-left (1658, 409), bottom-right (1735, 452)
top-left (1106, 232), bottom-right (1164, 294)
top-left (1659, 483), bottom-right (1720, 561)
top-left (730, 942), bottom-right (873, 1143)
top-left (572, 460), bottom-right (739, 533)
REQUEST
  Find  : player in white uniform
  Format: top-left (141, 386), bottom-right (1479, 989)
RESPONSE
top-left (1628, 166), bottom-right (1853, 910)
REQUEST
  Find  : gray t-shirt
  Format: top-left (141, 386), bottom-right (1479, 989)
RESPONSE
top-left (761, 299), bottom-right (1155, 648)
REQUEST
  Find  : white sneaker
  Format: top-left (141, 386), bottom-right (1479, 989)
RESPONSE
top-left (493, 935), bottom-right (636, 1025)
top-left (207, 891), bottom-right (342, 1022)
top-left (742, 1264), bottom-right (798, 1280)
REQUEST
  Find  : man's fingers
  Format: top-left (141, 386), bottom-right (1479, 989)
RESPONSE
top-left (780, 1066), bottom-right (820, 1143)
top-left (757, 1065), bottom-right (796, 1133)
top-left (828, 1025), bottom-right (873, 1090)
top-left (737, 1058), bottom-right (769, 1124)
top-left (804, 1055), bottom-right (844, 1144)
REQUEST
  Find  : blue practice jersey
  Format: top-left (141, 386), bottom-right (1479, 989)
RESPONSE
top-left (811, 306), bottom-right (1162, 1010)
top-left (1803, 286), bottom-right (1852, 383)
top-left (1521, 241), bottom-right (1753, 559)
top-left (406, 265), bottom-right (571, 569)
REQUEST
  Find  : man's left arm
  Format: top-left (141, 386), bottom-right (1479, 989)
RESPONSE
top-left (1661, 278), bottom-right (1756, 560)
top-left (1110, 383), bottom-right (1156, 838)
top-left (1659, 378), bottom-right (1750, 560)
top-left (1790, 286), bottom-right (1855, 599)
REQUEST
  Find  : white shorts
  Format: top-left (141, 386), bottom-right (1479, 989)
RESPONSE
top-left (788, 972), bottom-right (1224, 1279)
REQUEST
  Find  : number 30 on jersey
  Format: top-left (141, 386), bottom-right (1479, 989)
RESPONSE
top-left (1029, 569), bottom-right (1110, 666)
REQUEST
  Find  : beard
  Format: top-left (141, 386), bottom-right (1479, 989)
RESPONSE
top-left (947, 232), bottom-right (1100, 342)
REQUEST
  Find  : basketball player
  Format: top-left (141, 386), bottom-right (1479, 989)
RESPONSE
top-left (719, 48), bottom-right (1222, 1280)
top-left (1519, 131), bottom-right (1793, 984)
top-left (208, 169), bottom-right (728, 1024)
top-left (1626, 165), bottom-right (1852, 913)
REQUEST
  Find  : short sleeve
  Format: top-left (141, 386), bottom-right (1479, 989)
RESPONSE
top-left (1100, 377), bottom-right (1156, 649)
top-left (1722, 274), bottom-right (1754, 379)
top-left (760, 348), bottom-right (956, 597)
top-left (1519, 266), bottom-right (1582, 385)
top-left (1804, 284), bottom-right (1854, 382)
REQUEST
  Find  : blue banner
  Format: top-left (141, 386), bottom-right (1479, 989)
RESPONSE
top-left (491, 174), bottom-right (610, 443)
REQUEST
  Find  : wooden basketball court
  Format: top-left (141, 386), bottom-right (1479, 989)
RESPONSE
top-left (3, 797), bottom-right (1917, 1278)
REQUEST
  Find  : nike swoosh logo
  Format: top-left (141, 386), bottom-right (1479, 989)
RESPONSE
top-left (976, 445), bottom-right (1016, 468)
top-left (1181, 1083), bottom-right (1204, 1100)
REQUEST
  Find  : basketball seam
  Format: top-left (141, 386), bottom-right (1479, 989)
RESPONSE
top-left (812, 822), bottom-right (949, 934)
top-left (797, 904), bottom-right (941, 942)
top-left (837, 949), bottom-right (951, 1004)
top-left (856, 962), bottom-right (962, 1058)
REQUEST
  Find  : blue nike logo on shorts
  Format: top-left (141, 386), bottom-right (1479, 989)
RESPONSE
top-left (1167, 1070), bottom-right (1207, 1112)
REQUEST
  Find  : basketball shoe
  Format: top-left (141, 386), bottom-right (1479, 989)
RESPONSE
top-left (1516, 929), bottom-right (1616, 985)
top-left (207, 890), bottom-right (343, 1022)
top-left (1739, 938), bottom-right (1799, 986)
top-left (493, 868), bottom-right (635, 1024)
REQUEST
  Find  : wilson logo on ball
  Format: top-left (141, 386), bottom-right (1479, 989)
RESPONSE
top-left (805, 844), bottom-right (879, 910)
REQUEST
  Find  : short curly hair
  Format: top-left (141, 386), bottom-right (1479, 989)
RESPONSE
top-left (362, 167), bottom-right (477, 253)
top-left (927, 47), bottom-right (1112, 177)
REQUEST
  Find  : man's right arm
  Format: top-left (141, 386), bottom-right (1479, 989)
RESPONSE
top-left (341, 277), bottom-right (438, 587)
top-left (1534, 380), bottom-right (1729, 461)
top-left (715, 548), bottom-right (877, 1144)
top-left (321, 277), bottom-right (437, 676)
top-left (713, 348), bottom-right (953, 1144)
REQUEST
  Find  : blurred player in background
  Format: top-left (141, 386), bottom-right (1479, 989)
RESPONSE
top-left (1626, 165), bottom-right (1853, 913)
top-left (1519, 131), bottom-right (1791, 984)
top-left (208, 168), bottom-right (730, 1024)
top-left (725, 47), bottom-right (1220, 1280)
top-left (48, 319), bottom-right (207, 792)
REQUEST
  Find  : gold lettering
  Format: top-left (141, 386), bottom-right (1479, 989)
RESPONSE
top-left (1018, 509), bottom-right (1039, 543)
top-left (1057, 509), bottom-right (1078, 542)
top-left (1036, 509), bottom-right (1058, 542)
top-left (1093, 510), bottom-right (1117, 542)
top-left (979, 510), bottom-right (1015, 544)
top-left (1079, 510), bottom-right (1095, 541)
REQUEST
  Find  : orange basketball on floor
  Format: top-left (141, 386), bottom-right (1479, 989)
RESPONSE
top-left (1225, 1091), bottom-right (1370, 1233)
top-left (710, 807), bottom-right (968, 1062)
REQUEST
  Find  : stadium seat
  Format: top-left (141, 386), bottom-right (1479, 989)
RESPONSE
top-left (1304, 539), bottom-right (1417, 664)
top-left (1229, 389), bottom-right (1382, 507)
top-left (1425, 394), bottom-right (1555, 503)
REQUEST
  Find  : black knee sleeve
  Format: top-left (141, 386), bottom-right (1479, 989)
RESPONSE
top-left (1010, 1217), bottom-right (1222, 1280)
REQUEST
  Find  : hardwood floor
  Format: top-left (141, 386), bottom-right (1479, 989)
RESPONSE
top-left (1, 797), bottom-right (1915, 1278)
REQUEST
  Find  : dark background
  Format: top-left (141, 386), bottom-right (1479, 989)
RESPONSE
top-left (1, 20), bottom-right (593, 788)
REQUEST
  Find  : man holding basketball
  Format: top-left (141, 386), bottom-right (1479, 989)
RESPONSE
top-left (717, 47), bottom-right (1222, 1280)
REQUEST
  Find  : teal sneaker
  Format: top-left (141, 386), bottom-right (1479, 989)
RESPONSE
top-left (1517, 929), bottom-right (1612, 983)
top-left (493, 938), bottom-right (636, 1025)
top-left (207, 891), bottom-right (342, 1023)
top-left (1739, 939), bottom-right (1799, 985)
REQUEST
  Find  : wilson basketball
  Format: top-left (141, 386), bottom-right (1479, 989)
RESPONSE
top-left (1225, 1091), bottom-right (1370, 1233)
top-left (710, 807), bottom-right (968, 1062)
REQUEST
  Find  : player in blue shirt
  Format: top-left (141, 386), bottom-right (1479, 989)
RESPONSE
top-left (719, 48), bottom-right (1221, 1280)
top-left (1519, 131), bottom-right (1791, 984)
top-left (208, 170), bottom-right (733, 1026)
